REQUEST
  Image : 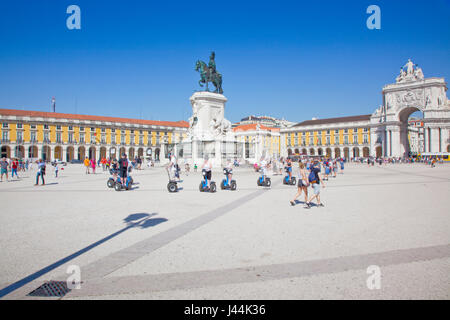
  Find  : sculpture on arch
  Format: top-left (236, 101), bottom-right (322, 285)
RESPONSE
top-left (396, 59), bottom-right (424, 83)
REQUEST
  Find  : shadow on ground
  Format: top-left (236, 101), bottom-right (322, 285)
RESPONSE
top-left (0, 212), bottom-right (167, 298)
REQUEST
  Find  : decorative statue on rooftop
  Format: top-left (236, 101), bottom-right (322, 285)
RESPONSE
top-left (195, 51), bottom-right (223, 94)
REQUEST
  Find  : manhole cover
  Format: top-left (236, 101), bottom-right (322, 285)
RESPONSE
top-left (28, 281), bottom-right (71, 297)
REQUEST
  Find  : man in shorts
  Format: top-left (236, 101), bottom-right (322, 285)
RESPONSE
top-left (306, 160), bottom-right (325, 208)
top-left (118, 153), bottom-right (129, 187)
top-left (1, 157), bottom-right (9, 182)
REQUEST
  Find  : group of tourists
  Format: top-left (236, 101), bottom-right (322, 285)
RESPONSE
top-left (349, 156), bottom-right (446, 167)
top-left (84, 156), bottom-right (148, 175)
top-left (0, 157), bottom-right (37, 182)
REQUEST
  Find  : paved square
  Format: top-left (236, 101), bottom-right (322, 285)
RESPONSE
top-left (0, 163), bottom-right (449, 299)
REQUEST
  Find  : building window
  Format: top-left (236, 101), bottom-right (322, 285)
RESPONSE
top-left (56, 132), bottom-right (62, 143)
top-left (101, 128), bottom-right (105, 133)
top-left (130, 135), bottom-right (135, 144)
top-left (353, 135), bottom-right (358, 144)
top-left (91, 127), bottom-right (95, 132)
top-left (121, 135), bottom-right (125, 144)
top-left (327, 130), bottom-right (330, 134)
top-left (30, 131), bottom-right (36, 142)
top-left (44, 124), bottom-right (49, 130)
top-left (139, 136), bottom-right (143, 145)
top-left (344, 129), bottom-right (348, 134)
top-left (344, 136), bottom-right (349, 144)
top-left (111, 128), bottom-right (115, 133)
top-left (326, 136), bottom-right (330, 145)
top-left (80, 133), bottom-right (85, 143)
top-left (80, 127), bottom-right (84, 131)
top-left (101, 134), bottom-right (106, 144)
top-left (111, 134), bottom-right (116, 144)
top-left (17, 123), bottom-right (23, 129)
top-left (16, 131), bottom-right (23, 142)
top-left (31, 124), bottom-right (36, 129)
top-left (309, 137), bottom-right (313, 145)
top-left (44, 132), bottom-right (49, 142)
top-left (2, 131), bottom-right (8, 142)
top-left (69, 133), bottom-right (73, 143)
top-left (91, 134), bottom-right (96, 144)
top-left (56, 125), bottom-right (61, 130)
top-left (363, 135), bottom-right (368, 143)
top-left (364, 128), bottom-right (368, 133)
top-left (69, 126), bottom-right (73, 131)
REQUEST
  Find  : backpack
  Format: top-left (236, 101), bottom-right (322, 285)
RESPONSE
top-left (308, 170), bottom-right (317, 184)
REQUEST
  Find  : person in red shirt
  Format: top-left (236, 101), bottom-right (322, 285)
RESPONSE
top-left (11, 158), bottom-right (19, 179)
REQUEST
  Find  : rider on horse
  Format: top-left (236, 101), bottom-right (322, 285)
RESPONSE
top-left (208, 51), bottom-right (221, 82)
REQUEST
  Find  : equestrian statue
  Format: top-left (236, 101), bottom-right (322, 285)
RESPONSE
top-left (195, 51), bottom-right (223, 94)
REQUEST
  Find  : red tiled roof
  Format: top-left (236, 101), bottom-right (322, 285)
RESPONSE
top-left (233, 123), bottom-right (280, 132)
top-left (293, 114), bottom-right (371, 127)
top-left (0, 108), bottom-right (189, 128)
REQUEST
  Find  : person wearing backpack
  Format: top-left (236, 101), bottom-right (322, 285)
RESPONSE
top-left (306, 160), bottom-right (325, 208)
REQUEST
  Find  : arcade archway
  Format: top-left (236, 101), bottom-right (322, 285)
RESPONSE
top-left (78, 146), bottom-right (86, 160)
top-left (66, 146), bottom-right (74, 162)
top-left (1, 146), bottom-right (11, 158)
top-left (15, 145), bottom-right (25, 159)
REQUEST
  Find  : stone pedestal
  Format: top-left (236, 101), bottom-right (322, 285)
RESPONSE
top-left (183, 91), bottom-right (234, 168)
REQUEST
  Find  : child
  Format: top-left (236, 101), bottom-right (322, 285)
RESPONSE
top-left (54, 162), bottom-right (59, 178)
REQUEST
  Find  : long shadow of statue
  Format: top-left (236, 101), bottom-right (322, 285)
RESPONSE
top-left (0, 213), bottom-right (168, 298)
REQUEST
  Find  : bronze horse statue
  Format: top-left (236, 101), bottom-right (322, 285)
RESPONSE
top-left (195, 60), bottom-right (223, 94)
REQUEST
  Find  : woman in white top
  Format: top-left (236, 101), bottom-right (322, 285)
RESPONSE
top-left (290, 162), bottom-right (309, 208)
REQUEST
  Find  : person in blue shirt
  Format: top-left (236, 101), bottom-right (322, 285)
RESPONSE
top-left (306, 160), bottom-right (325, 208)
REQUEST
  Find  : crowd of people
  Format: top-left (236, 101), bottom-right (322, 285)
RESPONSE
top-left (350, 156), bottom-right (446, 168)
top-left (0, 153), bottom-right (446, 192)
top-left (82, 156), bottom-right (149, 175)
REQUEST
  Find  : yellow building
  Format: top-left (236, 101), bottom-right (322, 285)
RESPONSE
top-left (0, 109), bottom-right (188, 161)
top-left (281, 115), bottom-right (372, 159)
top-left (233, 123), bottom-right (281, 161)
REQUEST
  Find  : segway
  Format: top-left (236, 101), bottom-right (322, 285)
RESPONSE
top-left (107, 168), bottom-right (117, 188)
top-left (283, 166), bottom-right (296, 185)
top-left (199, 169), bottom-right (216, 192)
top-left (220, 168), bottom-right (237, 190)
top-left (166, 167), bottom-right (178, 193)
top-left (257, 169), bottom-right (271, 187)
top-left (114, 174), bottom-right (133, 191)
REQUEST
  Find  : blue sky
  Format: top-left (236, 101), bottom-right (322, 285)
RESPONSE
top-left (0, 0), bottom-right (449, 123)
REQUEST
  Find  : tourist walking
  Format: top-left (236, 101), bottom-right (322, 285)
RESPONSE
top-left (35, 159), bottom-right (46, 186)
top-left (54, 162), bottom-right (59, 178)
top-left (11, 158), bottom-right (19, 179)
top-left (305, 160), bottom-right (325, 208)
top-left (84, 157), bottom-right (90, 174)
top-left (290, 162), bottom-right (309, 208)
top-left (0, 157), bottom-right (9, 182)
top-left (91, 158), bottom-right (96, 174)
